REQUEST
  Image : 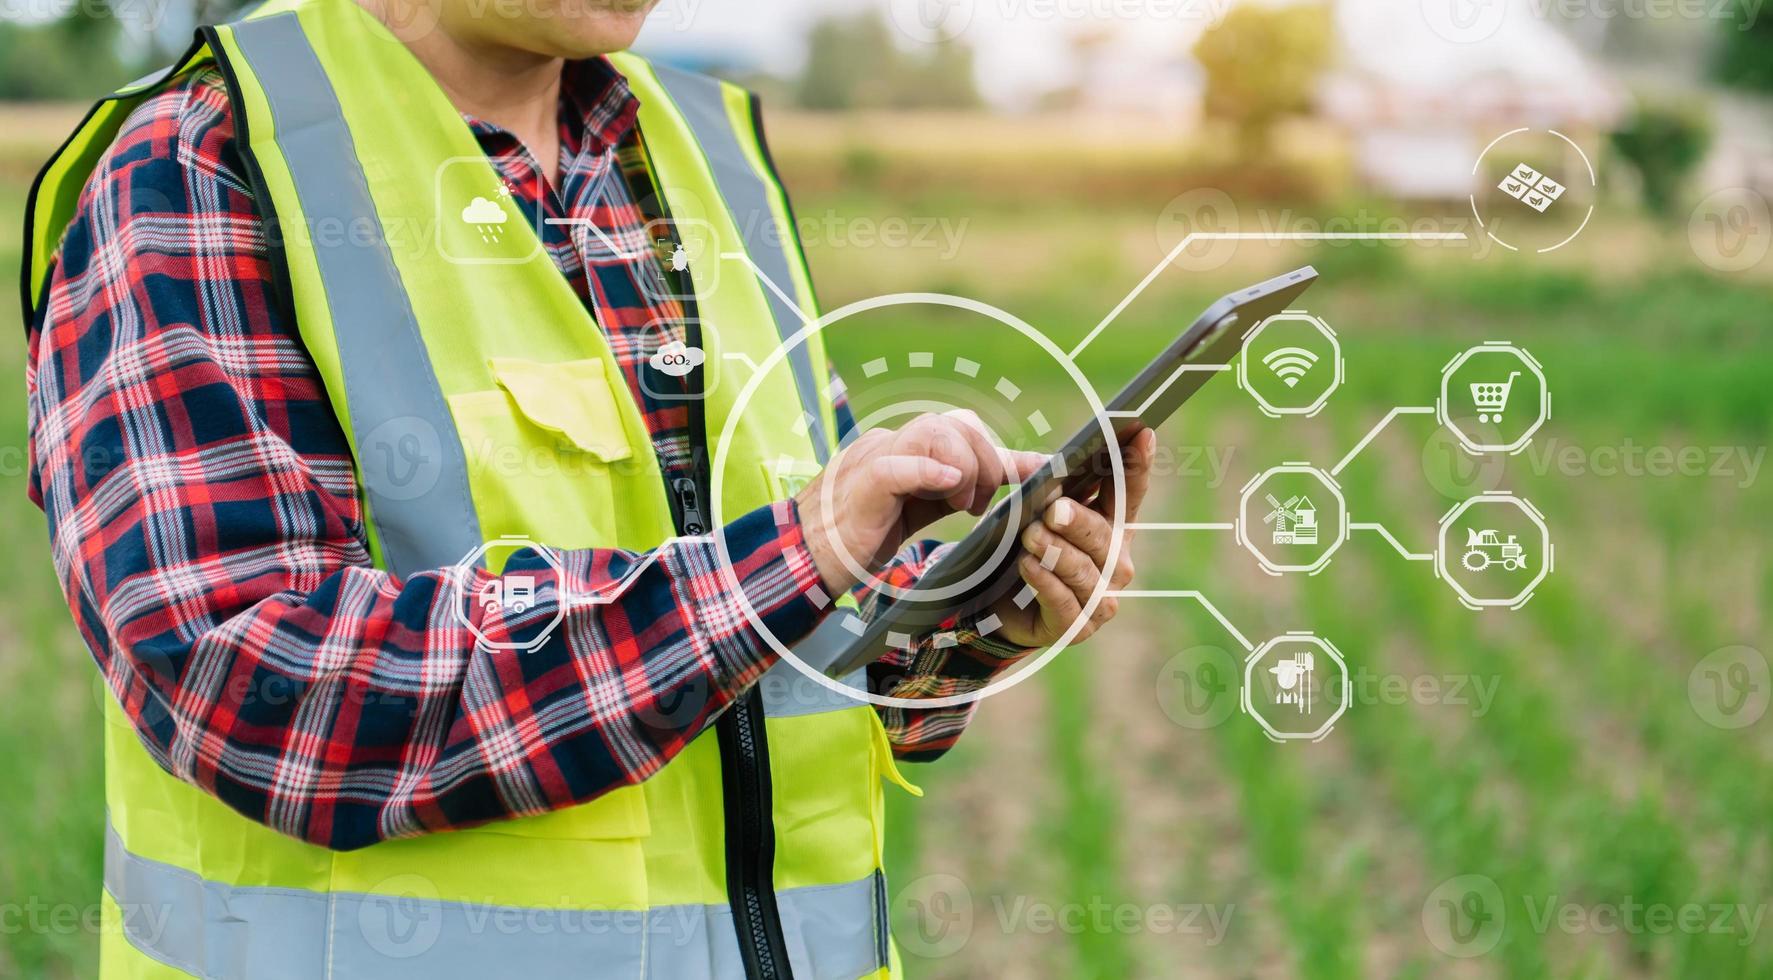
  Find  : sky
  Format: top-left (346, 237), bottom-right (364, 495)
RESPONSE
top-left (633, 0), bottom-right (1225, 108)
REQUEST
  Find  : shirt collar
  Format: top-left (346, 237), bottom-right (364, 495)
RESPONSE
top-left (458, 55), bottom-right (641, 156)
top-left (561, 56), bottom-right (641, 155)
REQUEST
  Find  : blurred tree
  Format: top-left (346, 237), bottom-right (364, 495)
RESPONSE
top-left (797, 12), bottom-right (897, 110)
top-left (905, 38), bottom-right (980, 110)
top-left (794, 10), bottom-right (980, 111)
top-left (1608, 96), bottom-right (1712, 219)
top-left (194, 0), bottom-right (253, 22)
top-left (142, 0), bottom-right (256, 65)
top-left (0, 0), bottom-right (252, 100)
top-left (1712, 15), bottom-right (1773, 92)
top-left (0, 1), bottom-right (127, 100)
top-left (1192, 3), bottom-right (1331, 160)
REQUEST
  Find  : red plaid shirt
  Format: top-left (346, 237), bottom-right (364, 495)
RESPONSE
top-left (25, 59), bottom-right (1023, 850)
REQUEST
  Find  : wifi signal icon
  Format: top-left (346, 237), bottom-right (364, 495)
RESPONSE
top-left (1261, 347), bottom-right (1319, 388)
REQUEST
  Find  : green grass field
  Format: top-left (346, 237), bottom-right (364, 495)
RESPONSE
top-left (1, 110), bottom-right (1769, 978)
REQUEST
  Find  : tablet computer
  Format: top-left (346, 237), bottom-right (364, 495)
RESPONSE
top-left (807, 265), bottom-right (1319, 680)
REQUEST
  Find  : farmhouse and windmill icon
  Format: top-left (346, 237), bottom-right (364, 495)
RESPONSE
top-left (1264, 494), bottom-right (1319, 546)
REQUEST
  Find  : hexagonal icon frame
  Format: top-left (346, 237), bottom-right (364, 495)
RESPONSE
top-left (448, 535), bottom-right (570, 652)
top-left (1241, 632), bottom-right (1351, 743)
top-left (1435, 492), bottom-right (1553, 610)
top-left (1236, 310), bottom-right (1344, 418)
top-left (1438, 341), bottom-right (1550, 454)
top-left (1236, 463), bottom-right (1349, 575)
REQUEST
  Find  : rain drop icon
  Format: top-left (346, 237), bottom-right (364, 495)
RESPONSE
top-left (460, 196), bottom-right (509, 245)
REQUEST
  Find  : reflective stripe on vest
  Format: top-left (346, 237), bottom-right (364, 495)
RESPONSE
top-left (228, 11), bottom-right (482, 577)
top-left (647, 64), bottom-right (830, 464)
top-left (105, 820), bottom-right (888, 979)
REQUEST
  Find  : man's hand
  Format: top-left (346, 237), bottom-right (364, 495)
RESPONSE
top-left (796, 410), bottom-right (1047, 595)
top-left (990, 428), bottom-right (1155, 648)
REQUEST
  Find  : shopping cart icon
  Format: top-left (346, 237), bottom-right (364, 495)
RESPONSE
top-left (1470, 371), bottom-right (1521, 424)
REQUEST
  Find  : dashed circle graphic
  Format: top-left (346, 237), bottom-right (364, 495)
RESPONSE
top-left (816, 353), bottom-right (1056, 614)
top-left (712, 292), bottom-right (1125, 710)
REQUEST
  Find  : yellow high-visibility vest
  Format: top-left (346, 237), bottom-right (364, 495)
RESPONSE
top-left (23, 1), bottom-right (918, 975)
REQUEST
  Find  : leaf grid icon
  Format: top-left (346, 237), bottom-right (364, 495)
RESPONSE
top-left (1497, 162), bottom-right (1567, 213)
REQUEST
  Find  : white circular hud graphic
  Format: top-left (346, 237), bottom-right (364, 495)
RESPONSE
top-left (1469, 128), bottom-right (1596, 254)
top-left (712, 293), bottom-right (1125, 710)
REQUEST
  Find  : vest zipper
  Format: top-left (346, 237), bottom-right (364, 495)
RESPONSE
top-left (631, 130), bottom-right (794, 977)
top-left (716, 689), bottom-right (793, 979)
top-left (676, 313), bottom-right (793, 980)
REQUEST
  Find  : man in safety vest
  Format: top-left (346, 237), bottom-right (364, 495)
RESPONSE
top-left (21, 1), bottom-right (1154, 976)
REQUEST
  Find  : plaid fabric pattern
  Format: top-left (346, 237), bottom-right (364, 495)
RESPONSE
top-left (25, 59), bottom-right (1024, 848)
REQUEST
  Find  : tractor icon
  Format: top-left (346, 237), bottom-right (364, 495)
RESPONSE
top-left (1461, 529), bottom-right (1527, 572)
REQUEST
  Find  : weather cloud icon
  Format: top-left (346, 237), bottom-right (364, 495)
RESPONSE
top-left (649, 340), bottom-right (706, 378)
top-left (461, 196), bottom-right (508, 243)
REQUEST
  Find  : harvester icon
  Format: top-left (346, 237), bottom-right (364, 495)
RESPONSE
top-left (1461, 528), bottom-right (1527, 572)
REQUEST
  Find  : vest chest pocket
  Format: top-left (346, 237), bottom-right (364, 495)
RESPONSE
top-left (445, 356), bottom-right (648, 545)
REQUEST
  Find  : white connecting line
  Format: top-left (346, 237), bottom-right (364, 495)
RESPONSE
top-left (1330, 405), bottom-right (1438, 475)
top-left (1103, 589), bottom-right (1254, 652)
top-left (563, 547), bottom-right (676, 607)
top-left (721, 251), bottom-right (811, 326)
top-left (544, 215), bottom-right (652, 261)
top-left (1106, 363), bottom-right (1231, 420)
top-left (1349, 522), bottom-right (1435, 562)
top-left (1328, 407), bottom-right (1443, 565)
top-left (1069, 231), bottom-right (1469, 360)
top-left (1127, 519), bottom-right (1431, 562)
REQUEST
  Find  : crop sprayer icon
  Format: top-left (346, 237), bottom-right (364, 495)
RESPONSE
top-left (1470, 371), bottom-right (1521, 424)
top-left (1269, 651), bottom-right (1315, 714)
top-left (1461, 529), bottom-right (1527, 572)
